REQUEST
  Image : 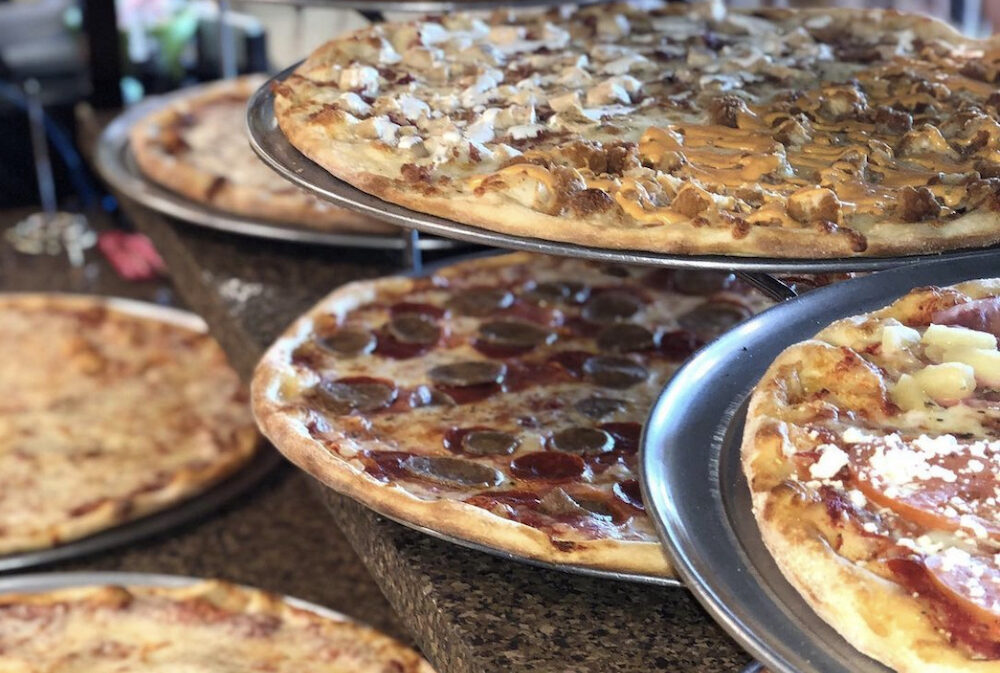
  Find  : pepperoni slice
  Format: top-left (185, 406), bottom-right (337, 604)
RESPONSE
top-left (408, 385), bottom-right (455, 408)
top-left (539, 487), bottom-right (614, 520)
top-left (479, 320), bottom-right (553, 349)
top-left (582, 291), bottom-right (643, 324)
top-left (316, 328), bottom-right (376, 357)
top-left (403, 455), bottom-right (503, 488)
top-left (596, 324), bottom-right (656, 353)
top-left (600, 422), bottom-right (642, 454)
top-left (523, 280), bottom-right (590, 305)
top-left (574, 396), bottom-right (629, 419)
top-left (657, 329), bottom-right (705, 361)
top-left (677, 301), bottom-right (751, 338)
top-left (583, 355), bottom-right (649, 389)
top-left (312, 377), bottom-right (397, 414)
top-left (549, 427), bottom-right (614, 455)
top-left (444, 426), bottom-right (519, 456)
top-left (671, 269), bottom-right (735, 296)
top-left (511, 452), bottom-right (585, 481)
top-left (447, 288), bottom-right (514, 317)
top-left (429, 361), bottom-right (506, 387)
top-left (548, 350), bottom-right (592, 377)
top-left (847, 439), bottom-right (1000, 541)
top-left (390, 302), bottom-right (445, 318)
top-left (613, 479), bottom-right (645, 511)
top-left (889, 555), bottom-right (1000, 657)
top-left (388, 313), bottom-right (440, 345)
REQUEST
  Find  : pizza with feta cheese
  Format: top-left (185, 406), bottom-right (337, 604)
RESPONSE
top-left (273, 1), bottom-right (1000, 258)
top-left (252, 252), bottom-right (771, 575)
top-left (0, 579), bottom-right (434, 672)
top-left (743, 280), bottom-right (1000, 671)
top-left (131, 76), bottom-right (395, 233)
top-left (0, 294), bottom-right (258, 555)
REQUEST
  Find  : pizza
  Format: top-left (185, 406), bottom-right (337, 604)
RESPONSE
top-left (0, 294), bottom-right (258, 555)
top-left (0, 579), bottom-right (434, 672)
top-left (130, 76), bottom-right (395, 234)
top-left (252, 252), bottom-right (771, 575)
top-left (743, 280), bottom-right (1000, 671)
top-left (272, 1), bottom-right (1000, 258)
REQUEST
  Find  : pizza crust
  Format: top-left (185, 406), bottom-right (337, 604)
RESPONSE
top-left (0, 294), bottom-right (259, 555)
top-left (252, 252), bottom-right (672, 576)
top-left (130, 76), bottom-right (395, 234)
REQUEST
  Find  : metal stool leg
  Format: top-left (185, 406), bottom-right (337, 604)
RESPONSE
top-left (403, 229), bottom-right (422, 274)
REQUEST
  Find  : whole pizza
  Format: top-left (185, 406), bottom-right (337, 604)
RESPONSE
top-left (273, 1), bottom-right (1000, 258)
top-left (0, 294), bottom-right (258, 555)
top-left (253, 252), bottom-right (771, 575)
top-left (0, 579), bottom-right (434, 672)
top-left (131, 76), bottom-right (395, 233)
top-left (743, 280), bottom-right (1000, 671)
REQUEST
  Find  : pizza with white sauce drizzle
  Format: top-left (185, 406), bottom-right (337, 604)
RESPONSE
top-left (744, 280), bottom-right (1000, 671)
top-left (272, 1), bottom-right (1000, 258)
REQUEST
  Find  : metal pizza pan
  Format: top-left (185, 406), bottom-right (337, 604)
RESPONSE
top-left (236, 0), bottom-right (603, 11)
top-left (0, 295), bottom-right (284, 573)
top-left (95, 86), bottom-right (459, 251)
top-left (247, 65), bottom-right (1000, 273)
top-left (640, 252), bottom-right (1000, 673)
top-left (314, 481), bottom-right (681, 587)
top-left (0, 571), bottom-right (349, 622)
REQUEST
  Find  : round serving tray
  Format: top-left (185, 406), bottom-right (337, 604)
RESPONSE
top-left (0, 295), bottom-right (283, 573)
top-left (0, 571), bottom-right (347, 622)
top-left (640, 250), bottom-right (1000, 673)
top-left (95, 87), bottom-right (458, 251)
top-left (314, 482), bottom-right (680, 587)
top-left (248, 65), bottom-right (1000, 273)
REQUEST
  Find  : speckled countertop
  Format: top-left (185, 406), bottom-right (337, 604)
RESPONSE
top-left (90, 199), bottom-right (755, 672)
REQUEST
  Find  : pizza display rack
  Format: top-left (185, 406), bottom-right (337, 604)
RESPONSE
top-left (0, 571), bottom-right (349, 622)
top-left (96, 91), bottom-right (461, 253)
top-left (247, 67), bottom-right (1000, 292)
top-left (313, 483), bottom-right (681, 588)
top-left (639, 251), bottom-right (1000, 673)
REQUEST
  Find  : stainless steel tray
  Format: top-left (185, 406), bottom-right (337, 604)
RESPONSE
top-left (0, 295), bottom-right (283, 573)
top-left (315, 481), bottom-right (680, 587)
top-left (95, 88), bottom-right (459, 251)
top-left (640, 250), bottom-right (1000, 673)
top-left (248, 65), bottom-right (1000, 273)
top-left (0, 571), bottom-right (347, 622)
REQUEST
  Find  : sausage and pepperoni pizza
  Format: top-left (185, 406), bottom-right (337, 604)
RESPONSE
top-left (0, 580), bottom-right (434, 672)
top-left (744, 280), bottom-right (1000, 671)
top-left (273, 2), bottom-right (1000, 258)
top-left (253, 253), bottom-right (771, 575)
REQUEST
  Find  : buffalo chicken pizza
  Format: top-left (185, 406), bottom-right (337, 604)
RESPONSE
top-left (0, 294), bottom-right (257, 555)
top-left (274, 2), bottom-right (1000, 258)
top-left (0, 580), bottom-right (434, 672)
top-left (744, 281), bottom-right (1000, 671)
top-left (253, 253), bottom-right (771, 575)
top-left (131, 76), bottom-right (394, 233)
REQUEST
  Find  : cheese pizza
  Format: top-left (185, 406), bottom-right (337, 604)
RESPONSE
top-left (131, 76), bottom-right (395, 233)
top-left (253, 252), bottom-right (772, 575)
top-left (744, 281), bottom-right (1000, 671)
top-left (0, 294), bottom-right (257, 555)
top-left (0, 579), bottom-right (434, 672)
top-left (273, 2), bottom-right (1000, 257)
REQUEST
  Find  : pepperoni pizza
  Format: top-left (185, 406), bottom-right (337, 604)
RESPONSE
top-left (253, 253), bottom-right (771, 575)
top-left (273, 2), bottom-right (1000, 258)
top-left (744, 280), bottom-right (1000, 671)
